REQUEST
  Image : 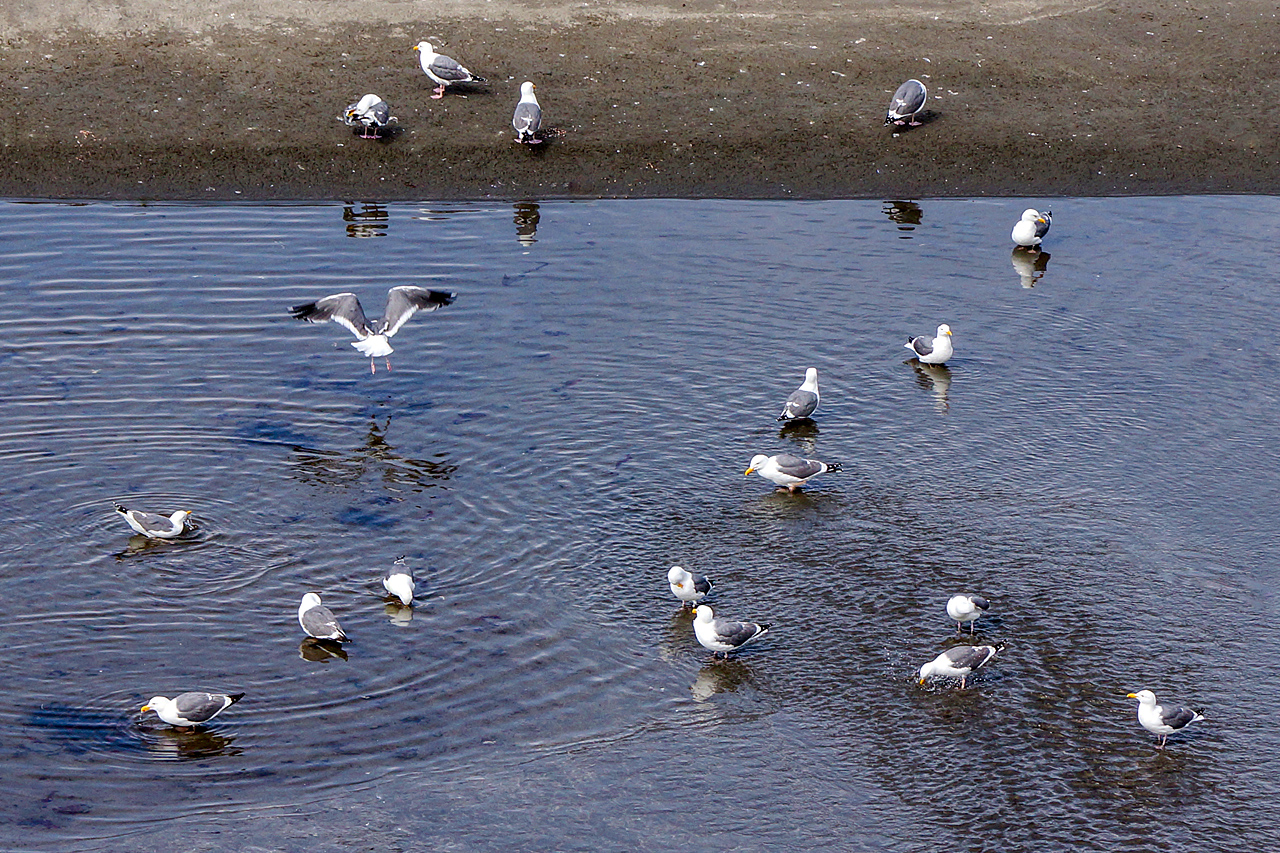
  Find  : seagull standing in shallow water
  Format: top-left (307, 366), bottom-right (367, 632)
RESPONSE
top-left (289, 286), bottom-right (455, 373)
top-left (1012, 208), bottom-right (1052, 248)
top-left (383, 558), bottom-right (416, 607)
top-left (745, 453), bottom-right (842, 492)
top-left (1127, 689), bottom-right (1205, 749)
top-left (414, 41), bottom-right (487, 99)
top-left (905, 323), bottom-right (953, 364)
top-left (341, 94), bottom-right (396, 138)
top-left (298, 592), bottom-right (348, 642)
top-left (946, 594), bottom-right (990, 634)
top-left (885, 79), bottom-right (927, 126)
top-left (113, 502), bottom-right (194, 539)
top-left (918, 642), bottom-right (1005, 688)
top-left (140, 691), bottom-right (244, 728)
top-left (777, 367), bottom-right (820, 421)
top-left (668, 565), bottom-right (712, 607)
top-left (692, 604), bottom-right (771, 658)
top-left (512, 81), bottom-right (542, 144)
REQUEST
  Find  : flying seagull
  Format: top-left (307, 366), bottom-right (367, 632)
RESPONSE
top-left (885, 79), bottom-right (927, 127)
top-left (777, 367), bottom-right (820, 421)
top-left (668, 565), bottom-right (712, 607)
top-left (946, 594), bottom-right (990, 634)
top-left (1127, 689), bottom-right (1205, 749)
top-left (414, 41), bottom-right (487, 99)
top-left (341, 94), bottom-right (397, 138)
top-left (113, 502), bottom-right (194, 539)
top-left (745, 453), bottom-right (842, 492)
top-left (298, 592), bottom-right (349, 642)
top-left (383, 558), bottom-right (416, 607)
top-left (289, 286), bottom-right (455, 373)
top-left (512, 81), bottom-right (543, 144)
top-left (1012, 208), bottom-right (1052, 248)
top-left (918, 642), bottom-right (1006, 688)
top-left (905, 323), bottom-right (953, 365)
top-left (691, 604), bottom-right (771, 658)
top-left (140, 691), bottom-right (244, 728)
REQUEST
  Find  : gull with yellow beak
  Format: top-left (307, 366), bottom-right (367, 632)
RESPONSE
top-left (904, 323), bottom-right (953, 365)
top-left (113, 502), bottom-right (194, 539)
top-left (1012, 208), bottom-right (1052, 249)
top-left (745, 453), bottom-right (842, 492)
top-left (1127, 689), bottom-right (1205, 749)
top-left (140, 691), bottom-right (244, 728)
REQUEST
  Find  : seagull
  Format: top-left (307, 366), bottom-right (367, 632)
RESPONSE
top-left (745, 453), bottom-right (842, 492)
top-left (691, 604), bottom-right (771, 658)
top-left (413, 41), bottom-right (487, 99)
top-left (905, 323), bottom-right (953, 364)
top-left (918, 642), bottom-right (1006, 688)
top-left (383, 558), bottom-right (416, 607)
top-left (777, 367), bottom-right (820, 421)
top-left (667, 565), bottom-right (712, 607)
top-left (341, 94), bottom-right (396, 138)
top-left (946, 594), bottom-right (990, 634)
top-left (1127, 689), bottom-right (1205, 749)
top-left (298, 592), bottom-right (348, 642)
top-left (113, 502), bottom-right (194, 539)
top-left (1012, 208), bottom-right (1052, 248)
top-left (512, 81), bottom-right (543, 144)
top-left (140, 691), bottom-right (245, 728)
top-left (885, 79), bottom-right (927, 127)
top-left (288, 286), bottom-right (455, 374)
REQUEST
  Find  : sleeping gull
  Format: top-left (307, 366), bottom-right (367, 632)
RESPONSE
top-left (414, 41), bottom-right (487, 99)
top-left (918, 641), bottom-right (1005, 688)
top-left (946, 594), bottom-right (990, 634)
top-left (885, 79), bottom-right (928, 127)
top-left (113, 502), bottom-right (194, 539)
top-left (299, 592), bottom-right (349, 642)
top-left (745, 453), bottom-right (842, 492)
top-left (1012, 208), bottom-right (1052, 248)
top-left (1127, 689), bottom-right (1205, 749)
top-left (691, 604), bottom-right (771, 658)
top-left (289, 286), bottom-right (455, 374)
top-left (512, 81), bottom-right (543, 144)
top-left (904, 323), bottom-right (953, 364)
top-left (341, 94), bottom-right (396, 138)
top-left (383, 558), bottom-right (416, 607)
top-left (140, 691), bottom-right (245, 728)
top-left (668, 565), bottom-right (712, 608)
top-left (777, 367), bottom-right (820, 422)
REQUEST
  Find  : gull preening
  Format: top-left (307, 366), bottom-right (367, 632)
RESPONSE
top-left (691, 604), bottom-right (771, 658)
top-left (298, 592), bottom-right (348, 642)
top-left (946, 594), bottom-right (990, 634)
top-left (140, 691), bottom-right (244, 727)
top-left (885, 79), bottom-right (928, 127)
top-left (918, 642), bottom-right (1006, 688)
top-left (1012, 208), bottom-right (1052, 249)
top-left (113, 502), bottom-right (194, 539)
top-left (383, 558), bottom-right (416, 607)
top-left (905, 323), bottom-right (953, 365)
top-left (668, 565), bottom-right (712, 607)
top-left (414, 41), bottom-right (487, 99)
top-left (289, 286), bottom-right (456, 373)
top-left (745, 453), bottom-right (842, 492)
top-left (1127, 689), bottom-right (1205, 749)
top-left (777, 367), bottom-right (820, 422)
top-left (341, 94), bottom-right (396, 139)
top-left (512, 81), bottom-right (543, 144)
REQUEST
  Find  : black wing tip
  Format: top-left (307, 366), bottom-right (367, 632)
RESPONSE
top-left (827, 462), bottom-right (843, 472)
top-left (288, 302), bottom-right (319, 320)
top-left (471, 74), bottom-right (488, 84)
top-left (227, 692), bottom-right (247, 704)
top-left (113, 501), bottom-right (127, 512)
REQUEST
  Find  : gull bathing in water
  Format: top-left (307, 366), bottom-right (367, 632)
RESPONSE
top-left (512, 81), bottom-right (542, 144)
top-left (885, 79), bottom-right (927, 127)
top-left (1127, 689), bottom-right (1205, 749)
top-left (383, 558), bottom-right (416, 606)
top-left (341, 94), bottom-right (396, 138)
top-left (414, 41), bottom-right (487, 99)
top-left (668, 565), bottom-right (712, 607)
top-left (113, 502), bottom-right (194, 539)
top-left (777, 367), bottom-right (820, 421)
top-left (745, 453), bottom-right (842, 492)
top-left (289, 286), bottom-right (455, 374)
top-left (905, 323), bottom-right (953, 364)
top-left (299, 592), bottom-right (348, 642)
top-left (918, 642), bottom-right (1006, 688)
top-left (692, 604), bottom-right (771, 658)
top-left (1012, 208), bottom-right (1052, 249)
top-left (946, 594), bottom-right (990, 634)
top-left (140, 691), bottom-right (244, 728)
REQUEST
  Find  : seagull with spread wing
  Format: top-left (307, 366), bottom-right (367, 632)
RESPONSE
top-left (289, 286), bottom-right (455, 373)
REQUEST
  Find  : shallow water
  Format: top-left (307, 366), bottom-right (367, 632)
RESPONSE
top-left (0, 197), bottom-right (1277, 852)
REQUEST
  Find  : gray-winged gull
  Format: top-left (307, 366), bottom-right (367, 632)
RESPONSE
top-left (1127, 689), bottom-right (1205, 749)
top-left (140, 691), bottom-right (245, 727)
top-left (298, 592), bottom-right (349, 641)
top-left (745, 453), bottom-right (842, 492)
top-left (691, 604), bottom-right (771, 658)
top-left (512, 81), bottom-right (543, 144)
top-left (905, 323), bottom-right (953, 364)
top-left (918, 642), bottom-right (1005, 688)
top-left (1012, 208), bottom-right (1052, 248)
top-left (383, 558), bottom-right (416, 607)
top-left (289, 286), bottom-right (455, 373)
top-left (777, 367), bottom-right (820, 421)
top-left (946, 594), bottom-right (990, 634)
top-left (113, 502), bottom-right (194, 539)
top-left (885, 79), bottom-right (927, 127)
top-left (668, 565), bottom-right (712, 607)
top-left (341, 94), bottom-right (397, 138)
top-left (414, 41), bottom-right (487, 99)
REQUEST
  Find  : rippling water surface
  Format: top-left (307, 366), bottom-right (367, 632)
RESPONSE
top-left (0, 197), bottom-right (1276, 852)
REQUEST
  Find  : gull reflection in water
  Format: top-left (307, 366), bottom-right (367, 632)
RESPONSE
top-left (910, 361), bottom-right (952, 412)
top-left (290, 416), bottom-right (457, 494)
top-left (300, 638), bottom-right (349, 662)
top-left (513, 201), bottom-right (540, 247)
top-left (690, 657), bottom-right (758, 702)
top-left (882, 200), bottom-right (923, 237)
top-left (141, 726), bottom-right (239, 760)
top-left (1010, 247), bottom-right (1051, 288)
top-left (778, 418), bottom-right (820, 456)
top-left (384, 601), bottom-right (415, 625)
top-left (342, 203), bottom-right (390, 239)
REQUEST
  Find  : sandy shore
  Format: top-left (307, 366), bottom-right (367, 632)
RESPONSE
top-left (0, 0), bottom-right (1275, 199)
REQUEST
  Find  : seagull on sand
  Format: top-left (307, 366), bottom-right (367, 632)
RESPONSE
top-left (289, 286), bottom-right (455, 374)
top-left (1127, 689), bottom-right (1205, 749)
top-left (946, 594), bottom-right (990, 634)
top-left (885, 79), bottom-right (927, 127)
top-left (512, 81), bottom-right (543, 144)
top-left (414, 41), bottom-right (487, 99)
top-left (918, 642), bottom-right (1006, 688)
top-left (383, 558), bottom-right (416, 607)
top-left (745, 453), bottom-right (842, 492)
top-left (341, 94), bottom-right (396, 138)
top-left (904, 323), bottom-right (953, 365)
top-left (298, 592), bottom-right (349, 642)
top-left (140, 692), bottom-right (244, 728)
top-left (113, 502), bottom-right (194, 539)
top-left (1012, 208), bottom-right (1052, 249)
top-left (777, 367), bottom-right (820, 422)
top-left (691, 604), bottom-right (771, 658)
top-left (668, 565), bottom-right (712, 607)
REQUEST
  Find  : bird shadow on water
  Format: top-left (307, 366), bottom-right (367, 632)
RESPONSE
top-left (288, 416), bottom-right (456, 494)
top-left (690, 657), bottom-right (761, 702)
top-left (135, 725), bottom-right (240, 761)
top-left (1010, 246), bottom-right (1051, 288)
top-left (299, 638), bottom-right (349, 662)
top-left (906, 361), bottom-right (952, 412)
top-left (778, 419), bottom-right (820, 455)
